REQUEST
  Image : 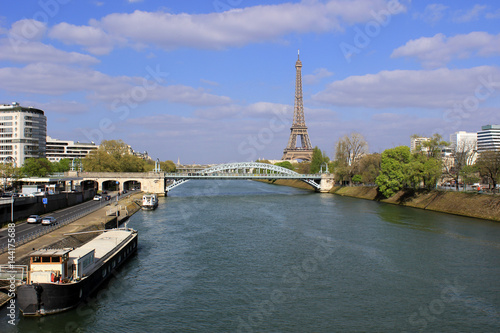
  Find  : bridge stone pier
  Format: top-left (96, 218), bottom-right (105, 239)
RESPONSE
top-left (319, 174), bottom-right (335, 193)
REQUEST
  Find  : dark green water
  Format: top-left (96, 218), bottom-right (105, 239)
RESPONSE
top-left (2, 180), bottom-right (500, 332)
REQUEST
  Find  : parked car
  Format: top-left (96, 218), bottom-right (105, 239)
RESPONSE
top-left (27, 215), bottom-right (42, 224)
top-left (93, 195), bottom-right (102, 201)
top-left (101, 190), bottom-right (108, 194)
top-left (1, 192), bottom-right (19, 198)
top-left (41, 216), bottom-right (57, 225)
top-left (104, 195), bottom-right (111, 201)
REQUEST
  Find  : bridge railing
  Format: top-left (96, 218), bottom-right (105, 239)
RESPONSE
top-left (164, 173), bottom-right (324, 178)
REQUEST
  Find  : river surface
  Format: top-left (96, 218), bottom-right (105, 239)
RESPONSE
top-left (2, 180), bottom-right (500, 332)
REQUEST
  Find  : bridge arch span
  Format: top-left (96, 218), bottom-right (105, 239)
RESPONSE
top-left (166, 162), bottom-right (323, 192)
top-left (201, 162), bottom-right (300, 176)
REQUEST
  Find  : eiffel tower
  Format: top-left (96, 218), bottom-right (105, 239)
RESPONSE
top-left (282, 51), bottom-right (314, 161)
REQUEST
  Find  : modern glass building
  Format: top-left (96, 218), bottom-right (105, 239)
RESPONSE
top-left (477, 125), bottom-right (500, 153)
top-left (0, 102), bottom-right (47, 167)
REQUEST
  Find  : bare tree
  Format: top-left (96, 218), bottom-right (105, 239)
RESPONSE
top-left (476, 150), bottom-right (500, 191)
top-left (442, 140), bottom-right (477, 190)
top-left (334, 132), bottom-right (368, 185)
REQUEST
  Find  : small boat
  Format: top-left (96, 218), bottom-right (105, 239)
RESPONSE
top-left (17, 228), bottom-right (138, 316)
top-left (142, 193), bottom-right (158, 210)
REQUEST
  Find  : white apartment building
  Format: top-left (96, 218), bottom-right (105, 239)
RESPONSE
top-left (46, 136), bottom-right (98, 162)
top-left (410, 137), bottom-right (430, 153)
top-left (0, 102), bottom-right (47, 167)
top-left (477, 125), bottom-right (500, 153)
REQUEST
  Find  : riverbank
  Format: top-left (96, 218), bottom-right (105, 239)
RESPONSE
top-left (0, 193), bottom-right (143, 267)
top-left (262, 179), bottom-right (500, 222)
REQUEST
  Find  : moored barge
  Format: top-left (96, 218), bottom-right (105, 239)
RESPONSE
top-left (17, 228), bottom-right (138, 316)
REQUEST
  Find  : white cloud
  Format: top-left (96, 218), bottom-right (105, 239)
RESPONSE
top-left (413, 4), bottom-right (448, 25)
top-left (48, 22), bottom-right (118, 55)
top-left (391, 32), bottom-right (500, 68)
top-left (0, 38), bottom-right (99, 65)
top-left (23, 100), bottom-right (89, 114)
top-left (48, 0), bottom-right (406, 52)
top-left (0, 63), bottom-right (232, 107)
top-left (303, 68), bottom-right (334, 85)
top-left (452, 4), bottom-right (487, 23)
top-left (194, 102), bottom-right (292, 120)
top-left (9, 19), bottom-right (47, 42)
top-left (312, 66), bottom-right (500, 109)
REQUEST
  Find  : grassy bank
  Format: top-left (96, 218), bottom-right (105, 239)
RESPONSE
top-left (262, 179), bottom-right (500, 222)
top-left (331, 186), bottom-right (500, 222)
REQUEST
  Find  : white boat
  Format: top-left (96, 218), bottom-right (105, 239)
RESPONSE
top-left (142, 193), bottom-right (158, 210)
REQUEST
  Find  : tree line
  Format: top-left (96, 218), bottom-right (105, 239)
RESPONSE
top-left (262, 132), bottom-right (500, 198)
top-left (0, 140), bottom-right (177, 191)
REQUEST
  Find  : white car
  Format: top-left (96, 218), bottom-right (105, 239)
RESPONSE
top-left (41, 216), bottom-right (57, 225)
top-left (93, 195), bottom-right (102, 201)
top-left (27, 215), bottom-right (42, 224)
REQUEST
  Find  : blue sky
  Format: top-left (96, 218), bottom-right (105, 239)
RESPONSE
top-left (1, 0), bottom-right (499, 164)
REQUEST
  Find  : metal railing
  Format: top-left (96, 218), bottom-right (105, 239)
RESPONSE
top-left (0, 203), bottom-right (107, 255)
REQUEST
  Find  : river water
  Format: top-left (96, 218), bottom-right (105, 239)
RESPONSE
top-left (2, 180), bottom-right (500, 332)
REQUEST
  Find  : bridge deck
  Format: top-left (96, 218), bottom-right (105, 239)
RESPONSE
top-left (164, 173), bottom-right (322, 180)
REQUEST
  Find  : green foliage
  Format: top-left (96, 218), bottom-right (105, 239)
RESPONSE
top-left (52, 159), bottom-right (71, 173)
top-left (82, 139), bottom-right (150, 172)
top-left (161, 160), bottom-right (177, 172)
top-left (358, 153), bottom-right (381, 184)
top-left (21, 158), bottom-right (53, 177)
top-left (352, 174), bottom-right (362, 184)
top-left (419, 133), bottom-right (449, 158)
top-left (275, 161), bottom-right (294, 171)
top-left (0, 162), bottom-right (21, 190)
top-left (294, 161), bottom-right (311, 174)
top-left (375, 146), bottom-right (411, 198)
top-left (310, 146), bottom-right (330, 174)
top-left (460, 165), bottom-right (480, 186)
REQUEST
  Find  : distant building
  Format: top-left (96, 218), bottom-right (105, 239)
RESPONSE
top-left (45, 136), bottom-right (99, 162)
top-left (449, 131), bottom-right (477, 164)
top-left (410, 137), bottom-right (430, 153)
top-left (0, 102), bottom-right (47, 167)
top-left (127, 145), bottom-right (152, 161)
top-left (477, 125), bottom-right (500, 153)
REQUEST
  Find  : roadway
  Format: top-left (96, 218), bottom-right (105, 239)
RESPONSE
top-left (0, 190), bottom-right (137, 250)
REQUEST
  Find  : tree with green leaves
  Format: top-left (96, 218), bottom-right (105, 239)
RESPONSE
top-left (0, 162), bottom-right (21, 191)
top-left (82, 140), bottom-right (153, 172)
top-left (275, 161), bottom-right (294, 171)
top-left (460, 165), bottom-right (480, 187)
top-left (358, 153), bottom-right (381, 184)
top-left (160, 160), bottom-right (177, 173)
top-left (21, 158), bottom-right (53, 177)
top-left (52, 158), bottom-right (71, 173)
top-left (375, 146), bottom-right (411, 198)
top-left (418, 133), bottom-right (449, 158)
top-left (310, 147), bottom-right (330, 174)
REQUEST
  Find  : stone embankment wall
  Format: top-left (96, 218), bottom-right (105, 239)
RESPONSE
top-left (264, 179), bottom-right (500, 222)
